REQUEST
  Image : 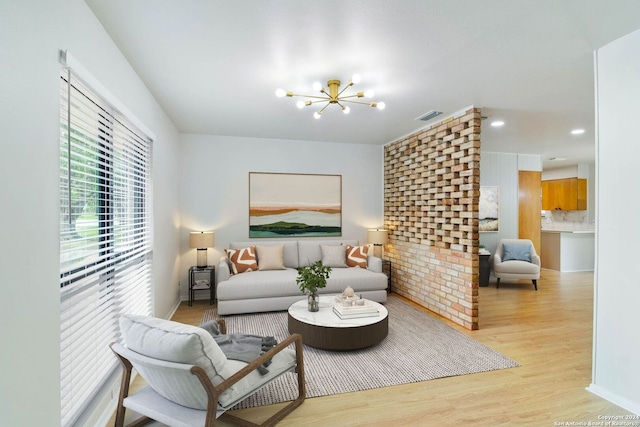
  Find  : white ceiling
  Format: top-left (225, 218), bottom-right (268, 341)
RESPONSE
top-left (86, 0), bottom-right (640, 169)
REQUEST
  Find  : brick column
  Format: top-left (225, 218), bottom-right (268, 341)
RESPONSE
top-left (384, 107), bottom-right (481, 329)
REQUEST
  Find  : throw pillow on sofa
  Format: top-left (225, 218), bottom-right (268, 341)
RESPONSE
top-left (225, 246), bottom-right (258, 274)
top-left (256, 244), bottom-right (286, 271)
top-left (345, 244), bottom-right (369, 268)
top-left (320, 244), bottom-right (347, 268)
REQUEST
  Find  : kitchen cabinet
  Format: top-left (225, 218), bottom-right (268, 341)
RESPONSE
top-left (541, 178), bottom-right (587, 211)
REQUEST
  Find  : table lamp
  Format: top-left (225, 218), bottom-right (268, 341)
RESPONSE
top-left (189, 231), bottom-right (215, 267)
top-left (368, 228), bottom-right (388, 259)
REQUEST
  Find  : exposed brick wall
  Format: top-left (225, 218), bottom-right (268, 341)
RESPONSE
top-left (384, 107), bottom-right (481, 330)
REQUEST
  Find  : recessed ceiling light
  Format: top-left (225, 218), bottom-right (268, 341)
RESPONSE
top-left (549, 157), bottom-right (566, 161)
top-left (571, 129), bottom-right (585, 135)
top-left (491, 121), bottom-right (505, 127)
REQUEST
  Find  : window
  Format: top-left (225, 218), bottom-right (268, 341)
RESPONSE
top-left (59, 62), bottom-right (153, 426)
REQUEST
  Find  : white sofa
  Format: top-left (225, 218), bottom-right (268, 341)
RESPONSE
top-left (216, 239), bottom-right (388, 315)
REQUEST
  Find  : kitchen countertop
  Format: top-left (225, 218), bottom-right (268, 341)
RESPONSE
top-left (541, 229), bottom-right (595, 234)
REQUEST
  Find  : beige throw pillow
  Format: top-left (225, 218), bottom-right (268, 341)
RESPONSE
top-left (256, 244), bottom-right (286, 270)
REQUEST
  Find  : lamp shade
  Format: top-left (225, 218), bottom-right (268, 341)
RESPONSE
top-left (368, 229), bottom-right (388, 245)
top-left (189, 231), bottom-right (215, 249)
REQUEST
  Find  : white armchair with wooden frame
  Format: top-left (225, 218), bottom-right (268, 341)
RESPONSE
top-left (110, 314), bottom-right (305, 427)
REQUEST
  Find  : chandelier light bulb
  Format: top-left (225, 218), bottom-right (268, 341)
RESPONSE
top-left (275, 88), bottom-right (286, 98)
top-left (314, 111), bottom-right (322, 119)
top-left (352, 74), bottom-right (361, 84)
top-left (296, 100), bottom-right (306, 109)
top-left (376, 102), bottom-right (386, 110)
top-left (364, 89), bottom-right (375, 98)
top-left (312, 81), bottom-right (322, 92)
top-left (342, 106), bottom-right (350, 114)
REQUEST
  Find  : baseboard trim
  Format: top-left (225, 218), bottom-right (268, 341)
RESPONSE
top-left (164, 298), bottom-right (181, 321)
top-left (587, 383), bottom-right (640, 415)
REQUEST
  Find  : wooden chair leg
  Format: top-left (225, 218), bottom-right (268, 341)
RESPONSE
top-left (110, 343), bottom-right (133, 427)
top-left (496, 278), bottom-right (500, 288)
top-left (532, 279), bottom-right (538, 290)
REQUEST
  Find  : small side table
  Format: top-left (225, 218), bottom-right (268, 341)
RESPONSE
top-left (381, 259), bottom-right (392, 292)
top-left (479, 251), bottom-right (491, 287)
top-left (189, 265), bottom-right (215, 306)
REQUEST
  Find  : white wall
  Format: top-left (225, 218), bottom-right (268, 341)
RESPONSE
top-left (586, 163), bottom-right (596, 224)
top-left (517, 154), bottom-right (543, 172)
top-left (0, 1), bottom-right (181, 425)
top-left (178, 134), bottom-right (384, 299)
top-left (589, 28), bottom-right (640, 414)
top-left (479, 152), bottom-right (519, 254)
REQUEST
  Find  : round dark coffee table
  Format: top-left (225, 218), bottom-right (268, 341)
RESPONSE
top-left (287, 296), bottom-right (388, 351)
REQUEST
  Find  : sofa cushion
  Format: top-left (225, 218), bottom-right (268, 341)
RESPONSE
top-left (298, 239), bottom-right (358, 267)
top-left (230, 241), bottom-right (299, 268)
top-left (256, 244), bottom-right (286, 271)
top-left (346, 244), bottom-right (369, 268)
top-left (217, 267), bottom-right (388, 300)
top-left (502, 243), bottom-right (531, 263)
top-left (494, 259), bottom-right (540, 275)
top-left (226, 246), bottom-right (258, 274)
top-left (321, 244), bottom-right (347, 268)
top-left (217, 269), bottom-right (300, 299)
top-left (322, 268), bottom-right (388, 293)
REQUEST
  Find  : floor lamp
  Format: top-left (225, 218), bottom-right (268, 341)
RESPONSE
top-left (368, 229), bottom-right (388, 259)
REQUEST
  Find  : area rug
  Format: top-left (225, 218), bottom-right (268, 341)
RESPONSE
top-left (201, 296), bottom-right (519, 410)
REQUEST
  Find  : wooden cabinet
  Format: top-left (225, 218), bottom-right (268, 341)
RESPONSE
top-left (541, 178), bottom-right (587, 210)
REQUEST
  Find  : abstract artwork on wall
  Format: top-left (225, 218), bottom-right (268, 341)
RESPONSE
top-left (479, 186), bottom-right (499, 232)
top-left (249, 172), bottom-right (342, 238)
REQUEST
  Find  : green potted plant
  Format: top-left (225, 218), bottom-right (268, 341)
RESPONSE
top-left (296, 260), bottom-right (332, 312)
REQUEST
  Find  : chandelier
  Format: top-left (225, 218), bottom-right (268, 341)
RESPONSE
top-left (275, 74), bottom-right (385, 119)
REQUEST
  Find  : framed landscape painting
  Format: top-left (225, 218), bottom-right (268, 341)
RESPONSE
top-left (479, 186), bottom-right (499, 232)
top-left (249, 172), bottom-right (342, 238)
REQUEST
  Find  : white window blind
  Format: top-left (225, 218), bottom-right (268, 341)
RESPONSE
top-left (59, 66), bottom-right (153, 427)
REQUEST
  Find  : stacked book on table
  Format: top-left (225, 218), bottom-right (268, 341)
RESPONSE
top-left (333, 298), bottom-right (380, 319)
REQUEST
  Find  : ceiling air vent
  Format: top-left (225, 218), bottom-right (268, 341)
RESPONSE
top-left (415, 110), bottom-right (443, 122)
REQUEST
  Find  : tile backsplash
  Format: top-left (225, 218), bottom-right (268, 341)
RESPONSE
top-left (542, 210), bottom-right (594, 231)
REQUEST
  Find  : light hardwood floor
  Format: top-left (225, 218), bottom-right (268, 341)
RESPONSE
top-left (112, 269), bottom-right (632, 426)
